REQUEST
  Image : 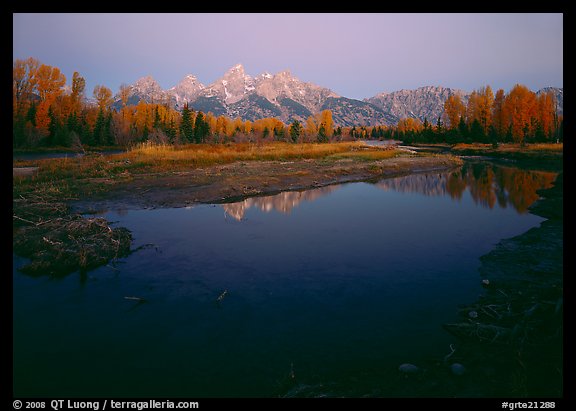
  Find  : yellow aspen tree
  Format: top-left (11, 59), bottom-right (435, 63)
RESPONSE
top-left (71, 71), bottom-right (86, 114)
top-left (503, 84), bottom-right (537, 144)
top-left (34, 64), bottom-right (66, 102)
top-left (536, 91), bottom-right (556, 139)
top-left (205, 112), bottom-right (217, 135)
top-left (305, 115), bottom-right (317, 137)
top-left (397, 118), bottom-right (423, 133)
top-left (119, 84), bottom-right (131, 108)
top-left (319, 109), bottom-right (334, 137)
top-left (225, 116), bottom-right (236, 137)
top-left (491, 89), bottom-right (506, 137)
top-left (233, 117), bottom-right (243, 134)
top-left (477, 85), bottom-right (494, 134)
top-left (93, 85), bottom-right (113, 112)
top-left (13, 57), bottom-right (40, 117)
top-left (33, 64), bottom-right (66, 134)
top-left (465, 91), bottom-right (480, 126)
top-left (443, 94), bottom-right (466, 129)
top-left (216, 115), bottom-right (227, 136)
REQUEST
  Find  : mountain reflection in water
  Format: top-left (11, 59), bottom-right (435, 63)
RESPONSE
top-left (223, 162), bottom-right (557, 220)
top-left (222, 185), bottom-right (340, 220)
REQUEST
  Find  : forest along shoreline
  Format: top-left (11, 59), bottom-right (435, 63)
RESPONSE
top-left (13, 143), bottom-right (462, 276)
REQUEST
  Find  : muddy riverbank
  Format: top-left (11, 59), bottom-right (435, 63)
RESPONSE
top-left (70, 155), bottom-right (462, 212)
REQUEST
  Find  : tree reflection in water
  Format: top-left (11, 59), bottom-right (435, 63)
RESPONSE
top-left (223, 161), bottom-right (558, 220)
top-left (376, 161), bottom-right (557, 213)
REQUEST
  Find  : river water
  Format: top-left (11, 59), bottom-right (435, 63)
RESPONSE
top-left (12, 160), bottom-right (558, 397)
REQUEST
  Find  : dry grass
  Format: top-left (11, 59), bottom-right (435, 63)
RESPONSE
top-left (125, 141), bottom-right (403, 168)
top-left (327, 149), bottom-right (399, 161)
top-left (452, 143), bottom-right (563, 152)
top-left (127, 141), bottom-right (367, 165)
top-left (13, 179), bottom-right (132, 276)
top-left (13, 141), bottom-right (398, 185)
top-left (523, 143), bottom-right (564, 151)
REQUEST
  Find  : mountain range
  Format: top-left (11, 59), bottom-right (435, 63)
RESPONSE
top-left (113, 64), bottom-right (563, 127)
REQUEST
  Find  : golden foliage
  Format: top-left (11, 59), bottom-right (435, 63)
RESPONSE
top-left (93, 85), bottom-right (113, 112)
top-left (443, 95), bottom-right (466, 129)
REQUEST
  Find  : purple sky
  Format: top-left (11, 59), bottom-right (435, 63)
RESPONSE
top-left (13, 13), bottom-right (563, 100)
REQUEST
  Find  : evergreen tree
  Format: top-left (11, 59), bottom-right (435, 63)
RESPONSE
top-left (422, 117), bottom-right (434, 142)
top-left (317, 124), bottom-right (328, 143)
top-left (79, 113), bottom-right (92, 146)
top-left (142, 124), bottom-right (150, 142)
top-left (153, 105), bottom-right (161, 130)
top-left (54, 125), bottom-right (72, 147)
top-left (67, 112), bottom-right (78, 134)
top-left (350, 126), bottom-right (357, 139)
top-left (180, 104), bottom-right (194, 143)
top-left (436, 116), bottom-right (444, 142)
top-left (457, 116), bottom-right (469, 142)
top-left (273, 125), bottom-right (285, 140)
top-left (165, 118), bottom-right (177, 143)
top-left (289, 120), bottom-right (302, 143)
top-left (488, 125), bottom-right (499, 148)
top-left (470, 119), bottom-right (485, 143)
top-left (26, 103), bottom-right (37, 126)
top-left (92, 108), bottom-right (105, 146)
top-left (46, 106), bottom-right (58, 147)
top-left (193, 111), bottom-right (209, 143)
top-left (105, 112), bottom-right (114, 146)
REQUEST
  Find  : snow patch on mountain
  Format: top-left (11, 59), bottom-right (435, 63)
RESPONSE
top-left (116, 66), bottom-right (563, 127)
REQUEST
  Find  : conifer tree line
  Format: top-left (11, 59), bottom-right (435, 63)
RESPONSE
top-left (397, 85), bottom-right (562, 146)
top-left (13, 58), bottom-right (562, 149)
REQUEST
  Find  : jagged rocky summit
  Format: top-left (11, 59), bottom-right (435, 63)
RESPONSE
top-left (113, 64), bottom-right (563, 127)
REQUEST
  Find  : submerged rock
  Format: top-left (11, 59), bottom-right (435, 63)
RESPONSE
top-left (451, 363), bottom-right (466, 376)
top-left (398, 363), bottom-right (419, 374)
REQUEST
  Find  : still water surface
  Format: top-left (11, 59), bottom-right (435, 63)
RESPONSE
top-left (13, 161), bottom-right (557, 397)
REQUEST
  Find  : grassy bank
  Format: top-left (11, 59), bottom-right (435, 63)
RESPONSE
top-left (451, 142), bottom-right (563, 159)
top-left (14, 142), bottom-right (396, 181)
top-left (452, 142), bottom-right (563, 152)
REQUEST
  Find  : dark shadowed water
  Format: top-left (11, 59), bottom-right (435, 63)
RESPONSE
top-left (13, 161), bottom-right (557, 397)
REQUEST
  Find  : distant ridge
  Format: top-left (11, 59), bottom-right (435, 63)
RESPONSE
top-left (113, 65), bottom-right (563, 126)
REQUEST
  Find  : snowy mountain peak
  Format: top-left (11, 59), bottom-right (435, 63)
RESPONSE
top-left (174, 74), bottom-right (204, 87)
top-left (132, 76), bottom-right (162, 91)
top-left (168, 74), bottom-right (206, 108)
top-left (200, 64), bottom-right (254, 104)
top-left (111, 75), bottom-right (171, 108)
top-left (253, 69), bottom-right (339, 112)
top-left (116, 68), bottom-right (565, 129)
top-left (225, 63), bottom-right (246, 76)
